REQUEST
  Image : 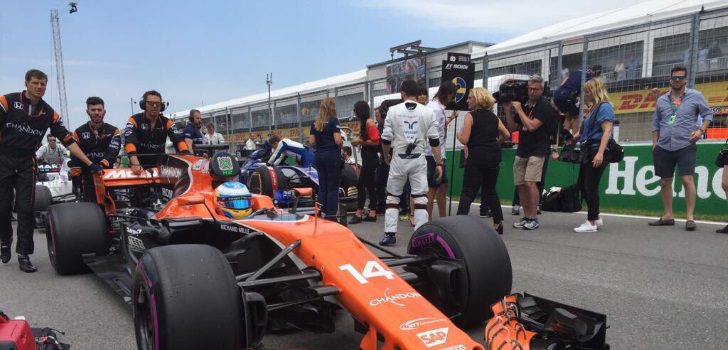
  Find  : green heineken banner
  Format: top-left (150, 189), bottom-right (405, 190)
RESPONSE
top-left (445, 142), bottom-right (727, 216)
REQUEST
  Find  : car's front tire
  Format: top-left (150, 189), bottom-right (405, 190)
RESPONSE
top-left (133, 244), bottom-right (244, 350)
top-left (407, 215), bottom-right (512, 326)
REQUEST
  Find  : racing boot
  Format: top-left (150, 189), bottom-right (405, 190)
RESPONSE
top-left (0, 241), bottom-right (10, 264)
top-left (379, 233), bottom-right (396, 246)
top-left (18, 255), bottom-right (38, 273)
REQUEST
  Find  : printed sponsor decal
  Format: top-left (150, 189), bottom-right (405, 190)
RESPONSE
top-left (5, 122), bottom-right (44, 136)
top-left (605, 157), bottom-right (726, 200)
top-left (219, 223), bottom-right (254, 234)
top-left (217, 155), bottom-right (234, 176)
top-left (368, 288), bottom-right (421, 307)
top-left (417, 327), bottom-right (449, 348)
top-left (103, 168), bottom-right (158, 180)
top-left (192, 159), bottom-right (208, 170)
top-left (438, 345), bottom-right (466, 350)
top-left (399, 317), bottom-right (446, 331)
top-left (160, 165), bottom-right (182, 179)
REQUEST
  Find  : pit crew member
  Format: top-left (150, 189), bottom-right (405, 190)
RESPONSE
top-left (0, 69), bottom-right (100, 273)
top-left (267, 135), bottom-right (315, 168)
top-left (69, 96), bottom-right (121, 201)
top-left (379, 79), bottom-right (442, 246)
top-left (124, 90), bottom-right (188, 173)
top-left (183, 108), bottom-right (204, 151)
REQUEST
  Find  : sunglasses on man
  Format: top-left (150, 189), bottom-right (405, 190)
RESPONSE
top-left (670, 75), bottom-right (687, 81)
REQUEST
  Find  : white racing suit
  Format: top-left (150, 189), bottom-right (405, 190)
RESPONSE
top-left (381, 101), bottom-right (440, 234)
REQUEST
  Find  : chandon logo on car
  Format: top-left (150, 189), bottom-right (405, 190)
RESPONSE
top-left (368, 288), bottom-right (421, 307)
top-left (399, 317), bottom-right (446, 331)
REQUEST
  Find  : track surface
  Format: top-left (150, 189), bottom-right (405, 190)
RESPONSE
top-left (1, 205), bottom-right (727, 349)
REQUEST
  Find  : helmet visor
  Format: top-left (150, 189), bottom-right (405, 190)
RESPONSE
top-left (219, 197), bottom-right (251, 210)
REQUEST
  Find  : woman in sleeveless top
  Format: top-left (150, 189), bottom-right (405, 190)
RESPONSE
top-left (456, 87), bottom-right (510, 234)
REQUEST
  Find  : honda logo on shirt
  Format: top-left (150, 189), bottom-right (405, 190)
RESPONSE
top-left (14, 102), bottom-right (22, 110)
top-left (81, 132), bottom-right (91, 140)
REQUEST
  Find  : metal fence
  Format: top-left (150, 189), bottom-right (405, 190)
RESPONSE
top-left (483, 7), bottom-right (728, 144)
top-left (190, 7), bottom-right (728, 149)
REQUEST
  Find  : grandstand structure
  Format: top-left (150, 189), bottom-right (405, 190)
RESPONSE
top-left (173, 0), bottom-right (728, 146)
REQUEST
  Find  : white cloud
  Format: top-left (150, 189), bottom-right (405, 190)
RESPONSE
top-left (359, 0), bottom-right (650, 34)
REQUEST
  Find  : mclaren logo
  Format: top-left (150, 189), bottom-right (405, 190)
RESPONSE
top-left (103, 168), bottom-right (158, 180)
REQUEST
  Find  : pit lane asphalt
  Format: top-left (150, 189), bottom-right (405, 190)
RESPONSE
top-left (2, 205), bottom-right (728, 350)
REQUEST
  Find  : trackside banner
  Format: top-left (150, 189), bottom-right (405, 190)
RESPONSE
top-left (445, 142), bottom-right (728, 216)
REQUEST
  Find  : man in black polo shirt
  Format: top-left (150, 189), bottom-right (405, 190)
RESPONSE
top-left (504, 75), bottom-right (557, 230)
top-left (0, 69), bottom-right (100, 272)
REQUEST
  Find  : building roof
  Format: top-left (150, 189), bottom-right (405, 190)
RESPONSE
top-left (171, 69), bottom-right (367, 118)
top-left (472, 0), bottom-right (728, 58)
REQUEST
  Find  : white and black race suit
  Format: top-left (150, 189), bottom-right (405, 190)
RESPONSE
top-left (381, 100), bottom-right (440, 233)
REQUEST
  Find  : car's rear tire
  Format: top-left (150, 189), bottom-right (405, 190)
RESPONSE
top-left (45, 202), bottom-right (108, 275)
top-left (407, 215), bottom-right (512, 327)
top-left (133, 244), bottom-right (243, 350)
top-left (248, 165), bottom-right (288, 197)
top-left (34, 185), bottom-right (52, 212)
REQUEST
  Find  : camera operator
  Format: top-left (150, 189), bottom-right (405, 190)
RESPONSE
top-left (503, 75), bottom-right (558, 230)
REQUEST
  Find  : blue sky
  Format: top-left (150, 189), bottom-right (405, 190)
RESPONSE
top-left (0, 0), bottom-right (641, 129)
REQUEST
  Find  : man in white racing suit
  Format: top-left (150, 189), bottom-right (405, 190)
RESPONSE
top-left (267, 135), bottom-right (315, 168)
top-left (35, 134), bottom-right (67, 167)
top-left (379, 79), bottom-right (443, 246)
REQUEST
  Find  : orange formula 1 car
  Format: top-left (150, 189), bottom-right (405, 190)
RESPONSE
top-left (44, 152), bottom-right (608, 350)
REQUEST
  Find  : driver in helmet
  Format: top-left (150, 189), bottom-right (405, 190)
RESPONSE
top-left (215, 181), bottom-right (252, 219)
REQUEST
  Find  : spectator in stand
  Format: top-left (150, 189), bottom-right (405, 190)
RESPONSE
top-left (573, 78), bottom-right (615, 232)
top-left (614, 61), bottom-right (626, 81)
top-left (308, 97), bottom-right (343, 220)
top-left (649, 65), bottom-right (712, 231)
top-left (456, 88), bottom-right (510, 234)
top-left (504, 75), bottom-right (558, 230)
top-left (349, 101), bottom-right (380, 224)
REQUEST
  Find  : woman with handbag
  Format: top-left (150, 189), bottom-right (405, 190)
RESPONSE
top-left (573, 78), bottom-right (615, 233)
top-left (456, 87), bottom-right (510, 234)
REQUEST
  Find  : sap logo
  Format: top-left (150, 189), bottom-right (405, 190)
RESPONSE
top-left (368, 288), bottom-right (421, 307)
top-left (399, 317), bottom-right (445, 331)
top-left (417, 327), bottom-right (449, 348)
top-left (403, 120), bottom-right (418, 129)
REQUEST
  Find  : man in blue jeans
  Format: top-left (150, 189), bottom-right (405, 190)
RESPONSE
top-left (649, 65), bottom-right (712, 231)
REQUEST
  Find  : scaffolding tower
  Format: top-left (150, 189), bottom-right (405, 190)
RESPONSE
top-left (50, 9), bottom-right (70, 127)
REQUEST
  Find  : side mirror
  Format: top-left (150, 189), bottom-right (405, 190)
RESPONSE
top-left (178, 194), bottom-right (205, 206)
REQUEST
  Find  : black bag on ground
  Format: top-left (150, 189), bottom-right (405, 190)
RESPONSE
top-left (559, 184), bottom-right (582, 213)
top-left (541, 190), bottom-right (562, 212)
